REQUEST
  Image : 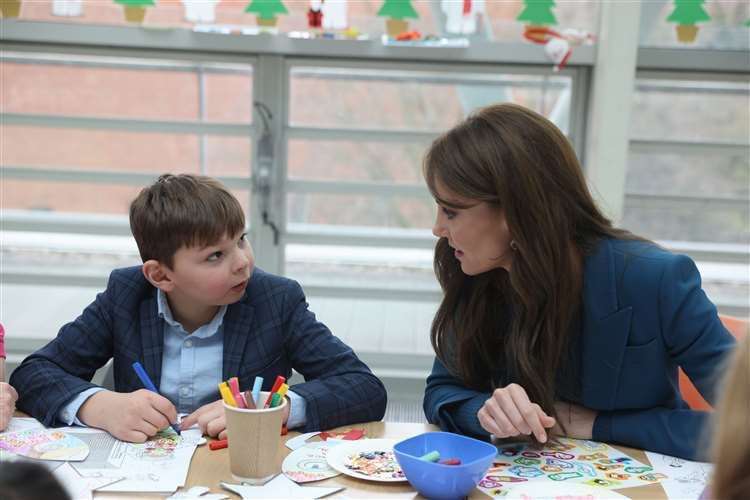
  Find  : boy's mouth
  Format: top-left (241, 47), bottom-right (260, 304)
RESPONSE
top-left (231, 280), bottom-right (248, 292)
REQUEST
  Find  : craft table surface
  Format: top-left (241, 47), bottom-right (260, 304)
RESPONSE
top-left (93, 420), bottom-right (667, 499)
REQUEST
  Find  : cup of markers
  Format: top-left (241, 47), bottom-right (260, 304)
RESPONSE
top-left (219, 375), bottom-right (289, 484)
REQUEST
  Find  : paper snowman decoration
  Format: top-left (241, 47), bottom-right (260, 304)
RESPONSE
top-left (322, 0), bottom-right (347, 30)
top-left (183, 0), bottom-right (219, 23)
top-left (441, 0), bottom-right (485, 35)
top-left (52, 0), bottom-right (83, 17)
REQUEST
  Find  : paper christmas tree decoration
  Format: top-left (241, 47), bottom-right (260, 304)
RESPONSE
top-left (666, 0), bottom-right (711, 43)
top-left (52, 0), bottom-right (82, 17)
top-left (245, 0), bottom-right (288, 28)
top-left (114, 0), bottom-right (155, 23)
top-left (183, 0), bottom-right (218, 23)
top-left (0, 0), bottom-right (22, 18)
top-left (517, 0), bottom-right (558, 27)
top-left (377, 0), bottom-right (418, 37)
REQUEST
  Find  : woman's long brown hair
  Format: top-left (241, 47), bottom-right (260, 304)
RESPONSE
top-left (424, 103), bottom-right (632, 426)
top-left (711, 335), bottom-right (750, 500)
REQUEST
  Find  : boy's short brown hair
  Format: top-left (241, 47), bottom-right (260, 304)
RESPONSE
top-left (129, 173), bottom-right (245, 268)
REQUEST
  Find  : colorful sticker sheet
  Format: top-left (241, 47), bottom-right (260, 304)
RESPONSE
top-left (478, 438), bottom-right (667, 498)
top-left (282, 441), bottom-right (341, 483)
top-left (344, 449), bottom-right (405, 480)
top-left (0, 428), bottom-right (90, 461)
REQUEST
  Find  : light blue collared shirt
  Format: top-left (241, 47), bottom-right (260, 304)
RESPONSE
top-left (59, 289), bottom-right (306, 428)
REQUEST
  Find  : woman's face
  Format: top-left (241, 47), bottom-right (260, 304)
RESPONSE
top-left (431, 179), bottom-right (514, 275)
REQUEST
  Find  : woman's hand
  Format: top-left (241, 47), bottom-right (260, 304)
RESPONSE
top-left (552, 401), bottom-right (597, 440)
top-left (477, 383), bottom-right (556, 443)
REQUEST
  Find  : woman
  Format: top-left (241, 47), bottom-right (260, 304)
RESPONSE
top-left (707, 335), bottom-right (749, 499)
top-left (422, 103), bottom-right (736, 460)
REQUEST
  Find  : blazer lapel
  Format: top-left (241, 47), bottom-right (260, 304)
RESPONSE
top-left (222, 300), bottom-right (255, 381)
top-left (139, 292), bottom-right (165, 390)
top-left (581, 239), bottom-right (633, 409)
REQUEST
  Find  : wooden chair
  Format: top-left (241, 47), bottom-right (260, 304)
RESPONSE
top-left (679, 315), bottom-right (747, 410)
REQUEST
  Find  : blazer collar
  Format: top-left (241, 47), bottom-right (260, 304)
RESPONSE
top-left (140, 289), bottom-right (165, 389)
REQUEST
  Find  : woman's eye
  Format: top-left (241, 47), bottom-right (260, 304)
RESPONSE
top-left (207, 251), bottom-right (222, 262)
top-left (442, 207), bottom-right (457, 219)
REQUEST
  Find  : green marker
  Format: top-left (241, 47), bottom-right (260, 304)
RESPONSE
top-left (420, 450), bottom-right (440, 462)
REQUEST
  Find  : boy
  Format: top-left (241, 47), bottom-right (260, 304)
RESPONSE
top-left (10, 174), bottom-right (387, 442)
top-left (1, 323), bottom-right (19, 431)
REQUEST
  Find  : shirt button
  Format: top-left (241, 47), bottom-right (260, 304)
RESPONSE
top-left (185, 339), bottom-right (193, 348)
top-left (180, 387), bottom-right (190, 397)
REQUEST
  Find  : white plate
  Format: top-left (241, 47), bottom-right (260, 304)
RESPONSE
top-left (325, 439), bottom-right (407, 483)
top-left (503, 482), bottom-right (629, 500)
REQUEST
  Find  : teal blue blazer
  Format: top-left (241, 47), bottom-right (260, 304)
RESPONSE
top-left (423, 238), bottom-right (737, 460)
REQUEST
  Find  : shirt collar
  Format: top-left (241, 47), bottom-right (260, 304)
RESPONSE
top-left (157, 288), bottom-right (227, 338)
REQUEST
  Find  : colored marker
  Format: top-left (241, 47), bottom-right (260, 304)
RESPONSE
top-left (243, 390), bottom-right (257, 410)
top-left (218, 382), bottom-right (237, 407)
top-left (276, 383), bottom-right (289, 399)
top-left (131, 362), bottom-right (181, 435)
top-left (251, 376), bottom-right (263, 408)
top-left (268, 393), bottom-right (282, 408)
top-left (227, 377), bottom-right (246, 409)
top-left (439, 458), bottom-right (461, 465)
top-left (264, 375), bottom-right (286, 408)
top-left (420, 451), bottom-right (440, 462)
top-left (209, 439), bottom-right (228, 451)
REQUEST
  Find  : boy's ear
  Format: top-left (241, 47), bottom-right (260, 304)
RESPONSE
top-left (142, 260), bottom-right (174, 292)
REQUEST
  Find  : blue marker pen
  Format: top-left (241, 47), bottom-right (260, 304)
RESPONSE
top-left (251, 376), bottom-right (263, 409)
top-left (132, 361), bottom-right (181, 435)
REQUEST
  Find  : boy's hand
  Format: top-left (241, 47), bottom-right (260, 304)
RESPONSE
top-left (78, 389), bottom-right (178, 443)
top-left (0, 382), bottom-right (18, 431)
top-left (181, 397), bottom-right (291, 440)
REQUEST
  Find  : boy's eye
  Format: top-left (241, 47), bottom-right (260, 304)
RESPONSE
top-left (238, 232), bottom-right (247, 246)
top-left (207, 251), bottom-right (223, 262)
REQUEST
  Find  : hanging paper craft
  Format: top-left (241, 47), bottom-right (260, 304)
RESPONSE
top-left (441, 0), bottom-right (485, 35)
top-left (377, 0), bottom-right (418, 38)
top-left (0, 428), bottom-right (90, 461)
top-left (666, 0), bottom-right (711, 43)
top-left (183, 0), bottom-right (218, 23)
top-left (114, 0), bottom-right (154, 24)
top-left (308, 0), bottom-right (323, 29)
top-left (282, 441), bottom-right (342, 483)
top-left (322, 0), bottom-right (347, 30)
top-left (0, 0), bottom-right (22, 18)
top-left (52, 0), bottom-right (82, 17)
top-left (245, 0), bottom-right (288, 28)
top-left (517, 0), bottom-right (558, 41)
top-left (522, 27), bottom-right (595, 71)
top-left (478, 437), bottom-right (667, 498)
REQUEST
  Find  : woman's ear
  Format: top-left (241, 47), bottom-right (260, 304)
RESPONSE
top-left (142, 260), bottom-right (174, 292)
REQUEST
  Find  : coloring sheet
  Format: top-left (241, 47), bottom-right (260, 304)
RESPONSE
top-left (645, 451), bottom-right (713, 500)
top-left (68, 427), bottom-right (203, 493)
top-left (479, 438), bottom-right (668, 498)
top-left (0, 427), bottom-right (89, 461)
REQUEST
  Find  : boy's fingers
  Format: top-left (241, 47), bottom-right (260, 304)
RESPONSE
top-left (148, 393), bottom-right (179, 425)
top-left (180, 412), bottom-right (198, 430)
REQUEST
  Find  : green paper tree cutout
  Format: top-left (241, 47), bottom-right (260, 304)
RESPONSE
top-left (377, 0), bottom-right (418, 21)
top-left (666, 0), bottom-right (711, 26)
top-left (245, 0), bottom-right (288, 20)
top-left (744, 18), bottom-right (750, 27)
top-left (517, 0), bottom-right (558, 26)
top-left (114, 0), bottom-right (154, 6)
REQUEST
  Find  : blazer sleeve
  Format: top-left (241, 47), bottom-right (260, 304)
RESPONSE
top-left (423, 356), bottom-right (492, 440)
top-left (9, 273), bottom-right (118, 427)
top-left (593, 254), bottom-right (736, 460)
top-left (279, 280), bottom-right (387, 432)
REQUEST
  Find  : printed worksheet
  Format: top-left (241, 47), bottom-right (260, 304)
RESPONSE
top-left (645, 451), bottom-right (713, 500)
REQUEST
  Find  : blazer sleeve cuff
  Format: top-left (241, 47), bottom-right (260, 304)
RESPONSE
top-left (592, 411), bottom-right (613, 443)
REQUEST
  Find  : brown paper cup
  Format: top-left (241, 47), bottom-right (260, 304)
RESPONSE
top-left (224, 391), bottom-right (286, 484)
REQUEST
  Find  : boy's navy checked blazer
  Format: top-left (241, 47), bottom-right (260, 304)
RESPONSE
top-left (11, 266), bottom-right (387, 431)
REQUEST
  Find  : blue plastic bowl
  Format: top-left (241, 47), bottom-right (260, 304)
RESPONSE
top-left (393, 432), bottom-right (497, 500)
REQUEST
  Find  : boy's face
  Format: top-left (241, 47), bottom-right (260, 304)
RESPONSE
top-left (164, 231), bottom-right (254, 309)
